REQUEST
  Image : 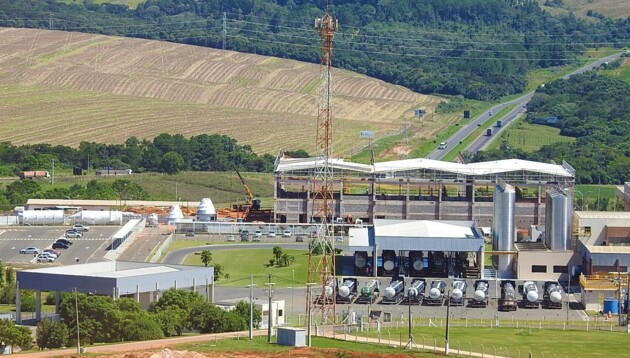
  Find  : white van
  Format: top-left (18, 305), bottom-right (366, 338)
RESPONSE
top-left (438, 142), bottom-right (448, 150)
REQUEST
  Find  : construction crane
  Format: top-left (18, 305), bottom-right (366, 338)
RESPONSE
top-left (232, 163), bottom-right (260, 211)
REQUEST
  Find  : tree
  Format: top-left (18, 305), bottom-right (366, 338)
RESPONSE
top-left (0, 319), bottom-right (32, 351)
top-left (272, 246), bottom-right (283, 267)
top-left (280, 253), bottom-right (295, 267)
top-left (233, 300), bottom-right (261, 329)
top-left (200, 250), bottom-right (212, 267)
top-left (159, 151), bottom-right (184, 174)
top-left (121, 312), bottom-right (163, 341)
top-left (213, 263), bottom-right (224, 282)
top-left (152, 306), bottom-right (187, 337)
top-left (36, 318), bottom-right (69, 349)
top-left (149, 289), bottom-right (205, 312)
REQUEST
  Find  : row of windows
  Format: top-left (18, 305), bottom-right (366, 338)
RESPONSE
top-left (531, 265), bottom-right (568, 273)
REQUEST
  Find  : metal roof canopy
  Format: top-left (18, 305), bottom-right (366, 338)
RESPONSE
top-left (373, 219), bottom-right (484, 252)
top-left (17, 261), bottom-right (214, 295)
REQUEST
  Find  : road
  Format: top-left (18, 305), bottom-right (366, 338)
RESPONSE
top-left (426, 51), bottom-right (624, 160)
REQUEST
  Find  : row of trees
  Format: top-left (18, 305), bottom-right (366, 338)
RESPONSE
top-left (0, 133), bottom-right (276, 177)
top-left (36, 288), bottom-right (261, 349)
top-left (0, 1), bottom-right (628, 100)
top-left (472, 70), bottom-right (630, 185)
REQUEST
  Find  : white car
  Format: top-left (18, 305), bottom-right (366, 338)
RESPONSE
top-left (226, 234), bottom-right (236, 242)
top-left (72, 224), bottom-right (89, 232)
top-left (283, 230), bottom-right (292, 238)
top-left (36, 253), bottom-right (55, 262)
top-left (267, 231), bottom-right (276, 238)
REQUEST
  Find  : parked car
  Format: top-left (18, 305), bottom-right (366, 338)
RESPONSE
top-left (20, 247), bottom-right (39, 254)
top-left (40, 251), bottom-right (58, 259)
top-left (283, 230), bottom-right (292, 238)
top-left (56, 238), bottom-right (73, 246)
top-left (65, 230), bottom-right (83, 238)
top-left (52, 242), bottom-right (70, 249)
top-left (253, 230), bottom-right (262, 241)
top-left (185, 230), bottom-right (195, 237)
top-left (72, 224), bottom-right (89, 232)
top-left (295, 235), bottom-right (305, 242)
top-left (36, 253), bottom-right (55, 262)
top-left (226, 234), bottom-right (236, 242)
top-left (335, 236), bottom-right (344, 243)
top-left (267, 231), bottom-right (276, 238)
top-left (43, 248), bottom-right (61, 257)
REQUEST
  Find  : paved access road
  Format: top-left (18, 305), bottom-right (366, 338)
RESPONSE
top-left (427, 51), bottom-right (624, 160)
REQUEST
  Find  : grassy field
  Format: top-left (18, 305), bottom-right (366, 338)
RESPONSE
top-left (175, 336), bottom-right (429, 357)
top-left (539, 0), bottom-right (630, 19)
top-left (366, 325), bottom-right (628, 357)
top-left (182, 247), bottom-right (311, 288)
top-left (0, 28), bottom-right (441, 158)
top-left (485, 119), bottom-right (576, 153)
top-left (602, 57), bottom-right (630, 82)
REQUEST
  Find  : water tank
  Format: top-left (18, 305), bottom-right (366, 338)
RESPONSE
top-left (73, 210), bottom-right (123, 225)
top-left (196, 198), bottom-right (216, 221)
top-left (148, 213), bottom-right (159, 226)
top-left (493, 184), bottom-right (516, 272)
top-left (603, 297), bottom-right (619, 315)
top-left (21, 210), bottom-right (64, 225)
top-left (167, 205), bottom-right (184, 223)
top-left (545, 190), bottom-right (572, 251)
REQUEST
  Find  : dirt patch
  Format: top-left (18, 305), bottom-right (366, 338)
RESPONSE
top-left (102, 347), bottom-right (416, 358)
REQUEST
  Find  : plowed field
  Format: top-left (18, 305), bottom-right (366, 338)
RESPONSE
top-left (0, 27), bottom-right (448, 155)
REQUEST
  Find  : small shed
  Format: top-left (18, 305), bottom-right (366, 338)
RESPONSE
top-left (277, 327), bottom-right (306, 347)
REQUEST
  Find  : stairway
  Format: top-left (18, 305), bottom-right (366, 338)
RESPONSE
top-left (483, 267), bottom-right (496, 279)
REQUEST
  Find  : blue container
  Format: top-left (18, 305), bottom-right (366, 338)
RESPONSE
top-left (603, 297), bottom-right (619, 314)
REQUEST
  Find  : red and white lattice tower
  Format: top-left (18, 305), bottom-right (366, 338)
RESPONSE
top-left (307, 5), bottom-right (338, 325)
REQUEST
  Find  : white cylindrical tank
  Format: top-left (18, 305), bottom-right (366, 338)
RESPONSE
top-left (383, 260), bottom-right (395, 271)
top-left (474, 289), bottom-right (486, 301)
top-left (324, 285), bottom-right (334, 297)
top-left (451, 289), bottom-right (463, 300)
top-left (550, 291), bottom-right (562, 303)
top-left (21, 210), bottom-right (64, 225)
top-left (148, 213), bottom-right (159, 226)
top-left (74, 210), bottom-right (123, 225)
top-left (338, 285), bottom-right (350, 298)
top-left (429, 288), bottom-right (441, 299)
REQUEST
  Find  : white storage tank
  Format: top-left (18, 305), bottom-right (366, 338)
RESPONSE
top-left (21, 210), bottom-right (64, 225)
top-left (72, 210), bottom-right (123, 225)
top-left (493, 183), bottom-right (516, 276)
top-left (147, 213), bottom-right (159, 226)
top-left (167, 205), bottom-right (184, 223)
top-left (196, 198), bottom-right (216, 221)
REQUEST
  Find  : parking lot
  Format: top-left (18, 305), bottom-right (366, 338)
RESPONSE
top-left (0, 226), bottom-right (121, 266)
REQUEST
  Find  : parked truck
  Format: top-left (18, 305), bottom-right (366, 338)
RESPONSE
top-left (18, 171), bottom-right (50, 179)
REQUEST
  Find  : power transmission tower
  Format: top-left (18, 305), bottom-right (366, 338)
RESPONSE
top-left (308, 3), bottom-right (338, 326)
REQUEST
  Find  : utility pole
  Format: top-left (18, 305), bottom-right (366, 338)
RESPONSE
top-left (306, 283), bottom-right (314, 347)
top-left (74, 287), bottom-right (81, 354)
top-left (248, 274), bottom-right (255, 340)
top-left (445, 289), bottom-right (451, 355)
top-left (51, 159), bottom-right (55, 185)
top-left (222, 12), bottom-right (227, 51)
top-left (266, 274), bottom-right (274, 343)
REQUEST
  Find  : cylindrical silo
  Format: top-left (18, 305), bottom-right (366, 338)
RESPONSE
top-left (545, 190), bottom-right (572, 251)
top-left (73, 210), bottom-right (123, 225)
top-left (493, 184), bottom-right (516, 274)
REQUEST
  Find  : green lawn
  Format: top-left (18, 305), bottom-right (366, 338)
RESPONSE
top-left (367, 326), bottom-right (628, 357)
top-left (485, 119), bottom-right (576, 153)
top-left (174, 336), bottom-right (428, 356)
top-left (183, 248), bottom-right (311, 288)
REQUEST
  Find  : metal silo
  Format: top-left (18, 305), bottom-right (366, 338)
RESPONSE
top-left (545, 190), bottom-right (572, 251)
top-left (196, 198), bottom-right (216, 221)
top-left (167, 205), bottom-right (184, 223)
top-left (493, 183), bottom-right (516, 274)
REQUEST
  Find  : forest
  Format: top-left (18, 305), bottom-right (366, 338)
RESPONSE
top-left (0, 0), bottom-right (628, 100)
top-left (472, 71), bottom-right (630, 185)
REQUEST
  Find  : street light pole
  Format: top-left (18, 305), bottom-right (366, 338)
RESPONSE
top-left (248, 274), bottom-right (255, 340)
top-left (291, 269), bottom-right (295, 323)
top-left (74, 287), bottom-right (80, 353)
top-left (445, 289), bottom-right (451, 355)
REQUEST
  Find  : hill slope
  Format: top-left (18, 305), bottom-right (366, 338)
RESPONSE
top-left (0, 27), bottom-right (443, 155)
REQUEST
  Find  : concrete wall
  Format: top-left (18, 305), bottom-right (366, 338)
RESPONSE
top-left (573, 212), bottom-right (630, 246)
top-left (516, 251), bottom-right (580, 281)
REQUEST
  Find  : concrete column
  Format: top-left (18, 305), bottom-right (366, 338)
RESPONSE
top-left (35, 290), bottom-right (41, 321)
top-left (155, 282), bottom-right (160, 301)
top-left (192, 278), bottom-right (196, 293)
top-left (205, 277), bottom-right (209, 302)
top-left (373, 244), bottom-right (378, 278)
top-left (135, 285), bottom-right (140, 303)
top-left (478, 249), bottom-right (485, 279)
top-left (15, 282), bottom-right (21, 325)
top-left (174, 280), bottom-right (177, 290)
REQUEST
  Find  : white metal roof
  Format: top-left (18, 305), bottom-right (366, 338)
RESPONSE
top-left (27, 199), bottom-right (201, 208)
top-left (374, 219), bottom-right (477, 238)
top-left (276, 157), bottom-right (574, 177)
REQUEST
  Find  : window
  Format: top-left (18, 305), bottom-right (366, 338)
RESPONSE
top-left (532, 265), bottom-right (547, 273)
top-left (553, 266), bottom-right (568, 273)
top-left (278, 309), bottom-right (283, 317)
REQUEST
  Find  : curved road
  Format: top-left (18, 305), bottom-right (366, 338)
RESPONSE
top-left (427, 51), bottom-right (624, 160)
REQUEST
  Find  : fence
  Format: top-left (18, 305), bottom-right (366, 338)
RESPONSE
top-left (149, 231), bottom-right (175, 263)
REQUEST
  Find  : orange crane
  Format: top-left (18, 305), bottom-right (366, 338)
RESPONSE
top-left (231, 164), bottom-right (261, 221)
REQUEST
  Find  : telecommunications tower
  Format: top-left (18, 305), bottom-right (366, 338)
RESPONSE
top-left (307, 3), bottom-right (338, 324)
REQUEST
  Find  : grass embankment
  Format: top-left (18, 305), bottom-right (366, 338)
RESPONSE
top-left (183, 247), bottom-right (310, 288)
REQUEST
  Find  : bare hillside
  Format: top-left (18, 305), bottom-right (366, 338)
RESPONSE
top-left (0, 27), bottom-right (444, 155)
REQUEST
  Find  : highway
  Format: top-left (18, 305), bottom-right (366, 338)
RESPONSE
top-left (427, 51), bottom-right (624, 160)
